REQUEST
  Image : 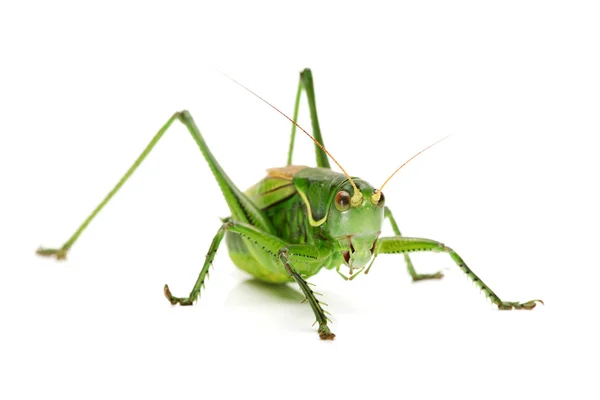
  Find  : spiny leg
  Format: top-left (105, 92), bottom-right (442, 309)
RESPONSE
top-left (279, 247), bottom-right (334, 340)
top-left (38, 110), bottom-right (273, 259)
top-left (164, 224), bottom-right (227, 306)
top-left (287, 68), bottom-right (331, 168)
top-left (219, 221), bottom-right (335, 340)
top-left (375, 236), bottom-right (543, 310)
top-left (384, 207), bottom-right (443, 281)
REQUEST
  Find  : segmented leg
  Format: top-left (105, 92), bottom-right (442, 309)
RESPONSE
top-left (384, 207), bottom-right (444, 281)
top-left (287, 68), bottom-right (330, 168)
top-left (375, 236), bottom-right (543, 310)
top-left (230, 221), bottom-right (334, 339)
top-left (279, 247), bottom-right (334, 340)
top-left (37, 110), bottom-right (273, 259)
top-left (171, 220), bottom-right (334, 339)
top-left (164, 224), bottom-right (227, 305)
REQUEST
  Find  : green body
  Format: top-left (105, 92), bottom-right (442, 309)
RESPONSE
top-left (37, 68), bottom-right (542, 340)
top-left (228, 167), bottom-right (383, 283)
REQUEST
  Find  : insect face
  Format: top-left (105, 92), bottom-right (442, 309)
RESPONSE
top-left (328, 183), bottom-right (384, 270)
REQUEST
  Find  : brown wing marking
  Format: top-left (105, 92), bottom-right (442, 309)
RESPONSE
top-left (266, 165), bottom-right (309, 180)
top-left (245, 166), bottom-right (308, 209)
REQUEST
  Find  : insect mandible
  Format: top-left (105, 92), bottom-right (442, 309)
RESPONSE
top-left (37, 68), bottom-right (543, 340)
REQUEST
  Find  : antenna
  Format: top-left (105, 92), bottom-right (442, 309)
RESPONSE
top-left (219, 70), bottom-right (363, 205)
top-left (372, 136), bottom-right (450, 204)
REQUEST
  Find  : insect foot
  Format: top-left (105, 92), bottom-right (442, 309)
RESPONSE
top-left (412, 271), bottom-right (444, 281)
top-left (498, 299), bottom-right (544, 310)
top-left (318, 324), bottom-right (336, 340)
top-left (36, 247), bottom-right (68, 260)
top-left (163, 284), bottom-right (194, 306)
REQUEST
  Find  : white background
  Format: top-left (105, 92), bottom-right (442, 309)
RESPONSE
top-left (1, 1), bottom-right (599, 399)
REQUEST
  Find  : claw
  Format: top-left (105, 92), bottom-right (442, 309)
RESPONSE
top-left (163, 284), bottom-right (178, 304)
top-left (519, 299), bottom-right (544, 310)
top-left (164, 284), bottom-right (194, 306)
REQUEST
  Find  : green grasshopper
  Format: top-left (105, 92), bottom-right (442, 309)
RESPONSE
top-left (37, 68), bottom-right (542, 340)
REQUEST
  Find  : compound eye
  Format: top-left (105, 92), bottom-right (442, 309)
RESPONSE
top-left (371, 190), bottom-right (385, 207)
top-left (335, 190), bottom-right (351, 212)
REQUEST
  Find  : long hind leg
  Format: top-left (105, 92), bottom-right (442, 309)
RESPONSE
top-left (286, 68), bottom-right (331, 168)
top-left (37, 110), bottom-right (274, 259)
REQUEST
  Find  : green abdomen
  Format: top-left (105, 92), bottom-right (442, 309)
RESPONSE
top-left (225, 191), bottom-right (315, 283)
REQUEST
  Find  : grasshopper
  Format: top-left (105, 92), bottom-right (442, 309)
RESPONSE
top-left (37, 68), bottom-right (542, 340)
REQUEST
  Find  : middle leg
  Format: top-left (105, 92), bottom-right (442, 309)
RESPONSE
top-left (384, 207), bottom-right (444, 281)
top-left (165, 220), bottom-right (336, 339)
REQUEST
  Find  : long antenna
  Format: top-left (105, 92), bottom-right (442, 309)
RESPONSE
top-left (219, 70), bottom-right (363, 205)
top-left (372, 136), bottom-right (450, 203)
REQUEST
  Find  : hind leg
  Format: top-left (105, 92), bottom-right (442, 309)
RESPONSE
top-left (37, 110), bottom-right (273, 259)
top-left (286, 68), bottom-right (331, 169)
